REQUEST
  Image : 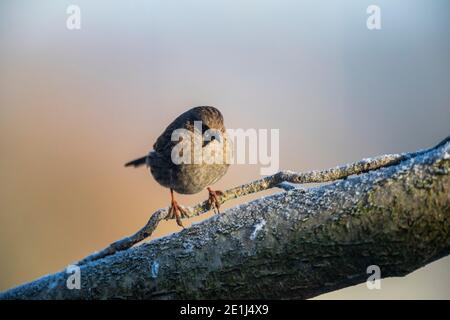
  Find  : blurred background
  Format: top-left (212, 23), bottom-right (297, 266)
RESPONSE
top-left (0, 0), bottom-right (449, 298)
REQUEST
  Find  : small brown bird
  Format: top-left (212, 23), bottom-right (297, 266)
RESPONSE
top-left (125, 106), bottom-right (230, 227)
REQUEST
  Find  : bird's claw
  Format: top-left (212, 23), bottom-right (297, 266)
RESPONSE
top-left (207, 187), bottom-right (223, 214)
top-left (166, 200), bottom-right (189, 228)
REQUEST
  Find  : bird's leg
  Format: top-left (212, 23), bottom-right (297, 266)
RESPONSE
top-left (166, 189), bottom-right (189, 228)
top-left (207, 187), bottom-right (224, 214)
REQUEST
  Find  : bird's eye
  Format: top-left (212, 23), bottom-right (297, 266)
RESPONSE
top-left (201, 123), bottom-right (211, 134)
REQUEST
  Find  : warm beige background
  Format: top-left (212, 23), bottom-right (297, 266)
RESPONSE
top-left (1, 0), bottom-right (449, 298)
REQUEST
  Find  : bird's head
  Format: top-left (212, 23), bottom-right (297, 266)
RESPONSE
top-left (192, 106), bottom-right (227, 141)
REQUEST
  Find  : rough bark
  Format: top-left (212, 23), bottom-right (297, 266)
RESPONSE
top-left (1, 138), bottom-right (449, 299)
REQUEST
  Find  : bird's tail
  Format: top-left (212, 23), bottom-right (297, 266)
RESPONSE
top-left (124, 156), bottom-right (148, 168)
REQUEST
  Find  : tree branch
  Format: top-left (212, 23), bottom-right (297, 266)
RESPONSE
top-left (75, 136), bottom-right (449, 265)
top-left (1, 136), bottom-right (449, 299)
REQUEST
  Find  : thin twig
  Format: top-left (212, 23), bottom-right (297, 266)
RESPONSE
top-left (76, 135), bottom-right (449, 265)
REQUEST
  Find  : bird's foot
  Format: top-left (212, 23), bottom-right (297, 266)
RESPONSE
top-left (166, 200), bottom-right (189, 228)
top-left (207, 187), bottom-right (224, 214)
